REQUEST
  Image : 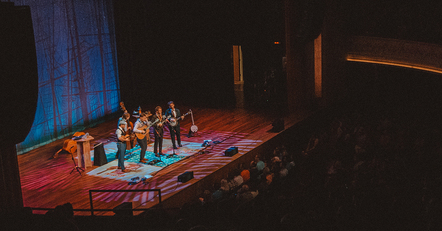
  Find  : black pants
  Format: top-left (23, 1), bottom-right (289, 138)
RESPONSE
top-left (137, 136), bottom-right (147, 161)
top-left (169, 124), bottom-right (181, 147)
top-left (154, 128), bottom-right (163, 154)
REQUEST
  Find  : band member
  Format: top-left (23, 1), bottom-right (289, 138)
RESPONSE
top-left (133, 112), bottom-right (151, 163)
top-left (151, 106), bottom-right (166, 157)
top-left (116, 121), bottom-right (130, 172)
top-left (165, 101), bottom-right (184, 149)
top-left (117, 112), bottom-right (138, 150)
top-left (117, 112), bottom-right (132, 132)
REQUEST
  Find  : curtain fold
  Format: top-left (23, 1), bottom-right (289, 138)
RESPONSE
top-left (14, 0), bottom-right (120, 154)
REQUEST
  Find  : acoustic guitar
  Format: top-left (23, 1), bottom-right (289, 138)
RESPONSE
top-left (134, 116), bottom-right (168, 139)
top-left (52, 131), bottom-right (85, 158)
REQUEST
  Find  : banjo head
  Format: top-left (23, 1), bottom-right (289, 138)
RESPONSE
top-left (191, 125), bottom-right (198, 132)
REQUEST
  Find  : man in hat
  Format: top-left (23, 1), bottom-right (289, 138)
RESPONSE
top-left (116, 120), bottom-right (130, 172)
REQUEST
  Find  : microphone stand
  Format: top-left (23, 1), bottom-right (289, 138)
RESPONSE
top-left (69, 152), bottom-right (84, 175)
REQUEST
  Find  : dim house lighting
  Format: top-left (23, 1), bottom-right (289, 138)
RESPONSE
top-left (346, 56), bottom-right (442, 74)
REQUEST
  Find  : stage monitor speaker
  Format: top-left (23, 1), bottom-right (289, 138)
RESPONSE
top-left (271, 118), bottom-right (285, 132)
top-left (224, 146), bottom-right (238, 157)
top-left (113, 202), bottom-right (132, 216)
top-left (178, 171), bottom-right (194, 183)
top-left (93, 143), bottom-right (108, 166)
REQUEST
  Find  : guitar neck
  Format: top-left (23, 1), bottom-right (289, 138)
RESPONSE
top-left (190, 110), bottom-right (195, 125)
top-left (174, 111), bottom-right (190, 120)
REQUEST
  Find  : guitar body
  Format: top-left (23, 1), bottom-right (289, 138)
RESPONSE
top-left (135, 124), bottom-right (150, 140)
top-left (62, 139), bottom-right (78, 154)
top-left (135, 116), bottom-right (169, 139)
top-left (135, 132), bottom-right (147, 140)
top-left (73, 131), bottom-right (86, 138)
top-left (53, 132), bottom-right (85, 158)
top-left (64, 131), bottom-right (85, 154)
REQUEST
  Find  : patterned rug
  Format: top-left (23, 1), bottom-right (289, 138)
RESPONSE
top-left (87, 139), bottom-right (204, 182)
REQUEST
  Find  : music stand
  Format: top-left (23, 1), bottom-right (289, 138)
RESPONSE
top-left (69, 152), bottom-right (84, 175)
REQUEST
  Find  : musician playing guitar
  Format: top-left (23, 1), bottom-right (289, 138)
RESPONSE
top-left (151, 106), bottom-right (166, 157)
top-left (165, 101), bottom-right (184, 149)
top-left (133, 111), bottom-right (152, 163)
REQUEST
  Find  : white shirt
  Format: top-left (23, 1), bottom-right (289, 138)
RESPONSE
top-left (133, 119), bottom-right (150, 133)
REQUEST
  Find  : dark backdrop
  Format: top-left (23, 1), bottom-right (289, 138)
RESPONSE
top-left (342, 0), bottom-right (442, 44)
top-left (113, 0), bottom-right (285, 110)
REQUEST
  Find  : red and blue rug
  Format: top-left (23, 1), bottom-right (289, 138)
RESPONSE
top-left (87, 139), bottom-right (203, 181)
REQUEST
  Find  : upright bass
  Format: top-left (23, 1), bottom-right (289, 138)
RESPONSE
top-left (119, 102), bottom-right (137, 150)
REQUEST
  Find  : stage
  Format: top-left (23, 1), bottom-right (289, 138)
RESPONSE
top-left (18, 106), bottom-right (310, 216)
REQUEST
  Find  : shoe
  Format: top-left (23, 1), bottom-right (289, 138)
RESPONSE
top-left (178, 144), bottom-right (182, 147)
top-left (155, 153), bottom-right (160, 157)
top-left (117, 167), bottom-right (122, 169)
top-left (173, 146), bottom-right (178, 149)
top-left (140, 159), bottom-right (147, 163)
top-left (159, 153), bottom-right (164, 156)
top-left (122, 169), bottom-right (130, 173)
top-left (142, 158), bottom-right (148, 161)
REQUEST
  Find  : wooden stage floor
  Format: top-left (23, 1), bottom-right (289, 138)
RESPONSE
top-left (18, 106), bottom-right (310, 215)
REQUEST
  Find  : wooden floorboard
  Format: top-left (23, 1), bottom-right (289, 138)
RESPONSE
top-left (18, 106), bottom-right (310, 215)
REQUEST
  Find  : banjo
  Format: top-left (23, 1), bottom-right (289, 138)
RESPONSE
top-left (168, 110), bottom-right (191, 127)
top-left (189, 109), bottom-right (198, 134)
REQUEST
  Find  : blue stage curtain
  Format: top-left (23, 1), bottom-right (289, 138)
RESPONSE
top-left (14, 0), bottom-right (120, 154)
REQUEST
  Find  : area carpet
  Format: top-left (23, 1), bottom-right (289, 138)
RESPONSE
top-left (87, 139), bottom-right (203, 181)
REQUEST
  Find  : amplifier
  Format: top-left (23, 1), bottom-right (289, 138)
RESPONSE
top-left (93, 143), bottom-right (108, 166)
top-left (224, 146), bottom-right (238, 157)
top-left (178, 171), bottom-right (194, 183)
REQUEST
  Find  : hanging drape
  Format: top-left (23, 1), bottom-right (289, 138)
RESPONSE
top-left (14, 0), bottom-right (120, 154)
